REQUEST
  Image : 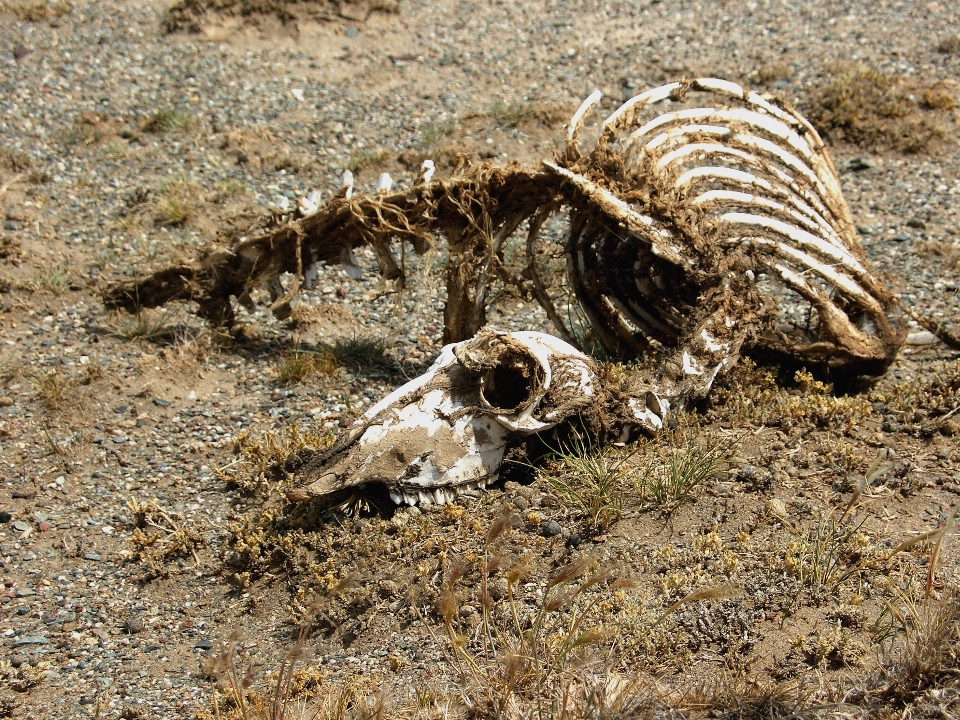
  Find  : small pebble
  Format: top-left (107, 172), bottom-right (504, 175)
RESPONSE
top-left (541, 520), bottom-right (562, 537)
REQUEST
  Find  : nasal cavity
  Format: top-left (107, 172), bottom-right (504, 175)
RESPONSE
top-left (480, 351), bottom-right (539, 413)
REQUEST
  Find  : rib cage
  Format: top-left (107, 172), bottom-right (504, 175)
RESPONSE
top-left (552, 78), bottom-right (904, 385)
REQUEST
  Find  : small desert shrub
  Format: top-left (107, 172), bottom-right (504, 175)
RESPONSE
top-left (126, 497), bottom-right (205, 576)
top-left (922, 86), bottom-right (958, 111)
top-left (220, 423), bottom-right (335, 494)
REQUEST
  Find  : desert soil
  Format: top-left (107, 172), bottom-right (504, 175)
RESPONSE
top-left (1, 0), bottom-right (960, 718)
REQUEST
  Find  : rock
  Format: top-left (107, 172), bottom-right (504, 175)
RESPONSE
top-left (13, 45), bottom-right (29, 61)
top-left (765, 498), bottom-right (787, 519)
top-left (541, 520), bottom-right (562, 537)
top-left (906, 217), bottom-right (926, 229)
top-left (846, 157), bottom-right (874, 171)
top-left (152, 397), bottom-right (171, 407)
top-left (0, 511), bottom-right (10, 523)
top-left (344, 26), bottom-right (360, 38)
top-left (124, 617), bottom-right (144, 634)
top-left (378, 580), bottom-right (400, 598)
top-left (906, 330), bottom-right (937, 345)
top-left (12, 635), bottom-right (49, 648)
top-left (193, 639), bottom-right (214, 650)
top-left (940, 420), bottom-right (959, 437)
top-left (565, 533), bottom-right (581, 548)
top-left (512, 495), bottom-right (530, 511)
top-left (84, 552), bottom-right (102, 561)
top-left (893, 232), bottom-right (911, 242)
top-left (12, 520), bottom-right (29, 532)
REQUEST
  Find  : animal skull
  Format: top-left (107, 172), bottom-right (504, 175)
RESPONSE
top-left (289, 329), bottom-right (665, 507)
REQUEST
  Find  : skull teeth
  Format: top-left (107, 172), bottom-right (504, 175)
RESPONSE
top-left (387, 484), bottom-right (486, 506)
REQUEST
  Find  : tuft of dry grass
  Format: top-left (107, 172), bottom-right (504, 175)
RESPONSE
top-left (535, 437), bottom-right (628, 530)
top-left (0, 0), bottom-right (72, 22)
top-left (752, 61), bottom-right (792, 86)
top-left (23, 266), bottom-right (70, 295)
top-left (634, 434), bottom-right (735, 510)
top-left (877, 589), bottom-right (960, 704)
top-left (0, 147), bottom-right (31, 171)
top-left (142, 107), bottom-right (194, 134)
top-left (805, 64), bottom-right (950, 152)
top-left (490, 100), bottom-right (534, 128)
top-left (682, 672), bottom-right (808, 719)
top-left (936, 33), bottom-right (960, 54)
top-left (32, 369), bottom-right (71, 412)
top-left (106, 309), bottom-right (182, 342)
top-left (344, 148), bottom-right (390, 174)
top-left (431, 520), bottom-right (654, 719)
top-left (154, 176), bottom-right (200, 226)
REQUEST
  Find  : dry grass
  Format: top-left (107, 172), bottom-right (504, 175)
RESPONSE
top-left (534, 438), bottom-right (628, 530)
top-left (432, 522), bottom-right (654, 719)
top-left (0, 0), bottom-right (72, 22)
top-left (875, 588), bottom-right (960, 706)
top-left (0, 147), bottom-right (31, 171)
top-left (344, 148), bottom-right (390, 174)
top-left (23, 266), bottom-right (71, 295)
top-left (805, 64), bottom-right (951, 152)
top-left (682, 672), bottom-right (809, 719)
top-left (937, 34), bottom-right (960, 54)
top-left (634, 434), bottom-right (734, 510)
top-left (142, 107), bottom-right (194, 134)
top-left (32, 369), bottom-right (72, 412)
top-left (154, 176), bottom-right (200, 226)
top-left (275, 336), bottom-right (388, 384)
top-left (106, 309), bottom-right (182, 342)
top-left (490, 101), bottom-right (534, 128)
top-left (918, 240), bottom-right (960, 270)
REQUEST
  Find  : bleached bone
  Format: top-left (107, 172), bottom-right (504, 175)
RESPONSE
top-left (554, 77), bottom-right (914, 398)
top-left (105, 78), bottom-right (957, 407)
top-left (288, 329), bottom-right (665, 507)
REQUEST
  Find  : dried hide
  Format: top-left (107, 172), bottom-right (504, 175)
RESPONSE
top-left (288, 329), bottom-right (665, 507)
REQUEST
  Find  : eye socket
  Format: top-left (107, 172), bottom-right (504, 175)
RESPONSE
top-left (480, 350), bottom-right (542, 414)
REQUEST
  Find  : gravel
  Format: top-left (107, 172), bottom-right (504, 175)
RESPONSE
top-left (1, 0), bottom-right (959, 717)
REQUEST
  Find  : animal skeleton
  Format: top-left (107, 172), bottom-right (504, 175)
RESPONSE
top-left (104, 79), bottom-right (958, 507)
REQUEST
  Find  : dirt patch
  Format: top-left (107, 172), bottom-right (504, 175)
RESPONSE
top-left (164, 0), bottom-right (399, 34)
top-left (803, 64), bottom-right (958, 153)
